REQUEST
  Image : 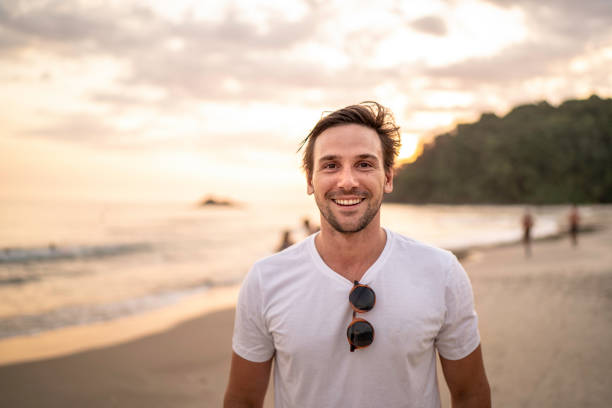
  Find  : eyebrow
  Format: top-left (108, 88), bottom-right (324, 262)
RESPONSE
top-left (356, 154), bottom-right (380, 162)
top-left (318, 154), bottom-right (380, 162)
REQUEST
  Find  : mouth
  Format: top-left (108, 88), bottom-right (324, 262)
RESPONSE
top-left (332, 198), bottom-right (365, 207)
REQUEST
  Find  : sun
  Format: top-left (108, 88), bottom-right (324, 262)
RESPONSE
top-left (397, 133), bottom-right (421, 163)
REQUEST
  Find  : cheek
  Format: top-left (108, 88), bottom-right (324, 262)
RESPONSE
top-left (310, 175), bottom-right (333, 193)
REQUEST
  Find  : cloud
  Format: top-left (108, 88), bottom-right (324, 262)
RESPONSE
top-left (2, 0), bottom-right (612, 152)
top-left (485, 0), bottom-right (612, 45)
top-left (409, 15), bottom-right (447, 37)
top-left (426, 41), bottom-right (576, 84)
top-left (0, 2), bottom-right (122, 53)
top-left (22, 113), bottom-right (136, 149)
top-left (484, 0), bottom-right (612, 23)
top-left (421, 0), bottom-right (612, 107)
top-left (0, 1), bottom-right (342, 105)
top-left (0, 2), bottom-right (316, 55)
top-left (19, 104), bottom-right (306, 157)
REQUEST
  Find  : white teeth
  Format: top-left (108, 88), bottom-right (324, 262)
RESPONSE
top-left (334, 198), bottom-right (362, 206)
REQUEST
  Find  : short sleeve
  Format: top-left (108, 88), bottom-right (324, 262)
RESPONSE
top-left (232, 264), bottom-right (275, 362)
top-left (435, 256), bottom-right (480, 360)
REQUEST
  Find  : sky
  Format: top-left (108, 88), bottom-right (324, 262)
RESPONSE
top-left (1, 0), bottom-right (611, 204)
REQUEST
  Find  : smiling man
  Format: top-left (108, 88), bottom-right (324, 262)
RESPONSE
top-left (224, 102), bottom-right (490, 408)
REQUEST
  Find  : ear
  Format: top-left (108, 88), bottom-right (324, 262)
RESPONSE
top-left (384, 168), bottom-right (394, 194)
top-left (307, 174), bottom-right (314, 195)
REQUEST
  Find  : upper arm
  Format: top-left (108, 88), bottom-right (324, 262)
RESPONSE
top-left (440, 345), bottom-right (491, 408)
top-left (224, 352), bottom-right (273, 408)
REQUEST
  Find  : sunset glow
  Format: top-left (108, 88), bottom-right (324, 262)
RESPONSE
top-left (1, 0), bottom-right (611, 203)
top-left (398, 133), bottom-right (421, 164)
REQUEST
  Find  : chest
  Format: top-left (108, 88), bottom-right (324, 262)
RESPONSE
top-left (264, 270), bottom-right (447, 361)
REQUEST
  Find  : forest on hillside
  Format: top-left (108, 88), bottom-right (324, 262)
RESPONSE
top-left (387, 95), bottom-right (612, 204)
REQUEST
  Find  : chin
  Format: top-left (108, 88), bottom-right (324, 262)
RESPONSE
top-left (329, 217), bottom-right (372, 234)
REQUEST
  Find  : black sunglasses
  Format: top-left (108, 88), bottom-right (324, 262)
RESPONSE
top-left (347, 280), bottom-right (376, 352)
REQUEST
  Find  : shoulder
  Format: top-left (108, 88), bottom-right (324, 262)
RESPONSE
top-left (254, 236), bottom-right (312, 271)
top-left (387, 229), bottom-right (457, 270)
top-left (245, 236), bottom-right (314, 290)
top-left (240, 236), bottom-right (318, 311)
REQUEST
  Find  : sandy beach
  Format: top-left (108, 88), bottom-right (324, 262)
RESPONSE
top-left (1, 224), bottom-right (611, 407)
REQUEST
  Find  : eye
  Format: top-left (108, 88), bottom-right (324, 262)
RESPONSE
top-left (323, 162), bottom-right (338, 169)
top-left (357, 161), bottom-right (373, 168)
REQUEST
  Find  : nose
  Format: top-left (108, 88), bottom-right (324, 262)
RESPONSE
top-left (337, 166), bottom-right (358, 191)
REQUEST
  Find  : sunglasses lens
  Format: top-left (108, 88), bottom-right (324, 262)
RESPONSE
top-left (347, 320), bottom-right (374, 348)
top-left (349, 285), bottom-right (375, 311)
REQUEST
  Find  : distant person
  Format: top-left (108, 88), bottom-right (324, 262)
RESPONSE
top-left (302, 217), bottom-right (319, 235)
top-left (569, 204), bottom-right (580, 247)
top-left (225, 102), bottom-right (490, 407)
top-left (276, 229), bottom-right (294, 252)
top-left (522, 209), bottom-right (534, 257)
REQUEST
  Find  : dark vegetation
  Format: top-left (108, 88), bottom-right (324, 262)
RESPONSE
top-left (388, 95), bottom-right (612, 204)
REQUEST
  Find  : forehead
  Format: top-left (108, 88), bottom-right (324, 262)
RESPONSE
top-left (312, 124), bottom-right (383, 161)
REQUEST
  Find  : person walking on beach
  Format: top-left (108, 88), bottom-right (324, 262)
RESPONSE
top-left (568, 204), bottom-right (580, 247)
top-left (224, 102), bottom-right (490, 408)
top-left (521, 209), bottom-right (534, 257)
top-left (302, 216), bottom-right (319, 235)
top-left (275, 229), bottom-right (294, 252)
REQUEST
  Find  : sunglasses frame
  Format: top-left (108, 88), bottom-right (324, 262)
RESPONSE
top-left (347, 281), bottom-right (376, 352)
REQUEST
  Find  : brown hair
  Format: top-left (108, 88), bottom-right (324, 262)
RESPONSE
top-left (299, 101), bottom-right (401, 179)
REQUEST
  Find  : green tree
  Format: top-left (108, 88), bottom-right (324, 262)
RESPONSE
top-left (387, 95), bottom-right (612, 204)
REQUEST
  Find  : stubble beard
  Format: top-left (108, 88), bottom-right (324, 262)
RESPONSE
top-left (317, 191), bottom-right (382, 234)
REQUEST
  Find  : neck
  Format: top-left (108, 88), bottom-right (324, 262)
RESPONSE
top-left (314, 215), bottom-right (387, 282)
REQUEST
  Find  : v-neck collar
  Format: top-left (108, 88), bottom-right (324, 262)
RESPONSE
top-left (308, 228), bottom-right (394, 286)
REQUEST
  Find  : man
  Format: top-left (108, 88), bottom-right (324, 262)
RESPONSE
top-left (521, 209), bottom-right (534, 257)
top-left (568, 204), bottom-right (580, 247)
top-left (224, 102), bottom-right (490, 407)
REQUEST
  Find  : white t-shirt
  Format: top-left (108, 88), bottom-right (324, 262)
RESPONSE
top-left (232, 228), bottom-right (480, 408)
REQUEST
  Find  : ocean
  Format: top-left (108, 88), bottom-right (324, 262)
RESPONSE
top-left (0, 197), bottom-right (604, 339)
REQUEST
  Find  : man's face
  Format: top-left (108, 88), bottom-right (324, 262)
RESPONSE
top-left (307, 124), bottom-right (393, 234)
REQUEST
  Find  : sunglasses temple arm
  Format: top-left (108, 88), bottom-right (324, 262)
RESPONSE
top-left (350, 309), bottom-right (357, 352)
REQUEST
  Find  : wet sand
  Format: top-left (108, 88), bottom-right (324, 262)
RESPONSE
top-left (1, 226), bottom-right (611, 407)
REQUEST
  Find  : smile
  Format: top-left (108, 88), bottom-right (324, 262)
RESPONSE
top-left (333, 198), bottom-right (364, 206)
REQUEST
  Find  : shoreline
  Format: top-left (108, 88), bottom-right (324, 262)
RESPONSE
top-left (0, 222), bottom-right (604, 366)
top-left (450, 222), bottom-right (603, 261)
top-left (1, 222), bottom-right (611, 407)
top-left (0, 285), bottom-right (240, 366)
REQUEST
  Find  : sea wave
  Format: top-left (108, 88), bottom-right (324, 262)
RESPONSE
top-left (0, 278), bottom-right (229, 339)
top-left (0, 242), bottom-right (152, 264)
